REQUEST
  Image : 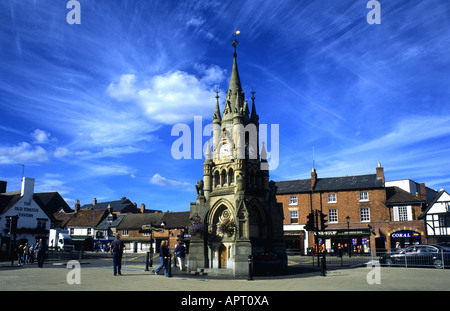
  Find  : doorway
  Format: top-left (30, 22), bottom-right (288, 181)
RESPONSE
top-left (219, 244), bottom-right (227, 268)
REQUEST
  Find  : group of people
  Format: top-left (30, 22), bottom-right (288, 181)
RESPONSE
top-left (152, 240), bottom-right (186, 277)
top-left (15, 238), bottom-right (47, 268)
top-left (109, 234), bottom-right (187, 277)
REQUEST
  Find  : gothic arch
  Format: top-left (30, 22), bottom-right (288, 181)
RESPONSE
top-left (207, 199), bottom-right (235, 226)
top-left (246, 199), bottom-right (267, 240)
top-left (221, 169), bottom-right (227, 186)
top-left (213, 170), bottom-right (220, 188)
top-left (228, 168), bottom-right (234, 184)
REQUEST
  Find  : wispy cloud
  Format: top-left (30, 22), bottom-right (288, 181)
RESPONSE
top-left (150, 173), bottom-right (190, 188)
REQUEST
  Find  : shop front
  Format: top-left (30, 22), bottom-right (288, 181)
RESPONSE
top-left (284, 230), bottom-right (305, 255)
top-left (316, 228), bottom-right (372, 255)
top-left (389, 230), bottom-right (422, 251)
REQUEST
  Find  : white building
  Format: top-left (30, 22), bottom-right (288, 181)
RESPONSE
top-left (386, 179), bottom-right (437, 204)
top-left (0, 177), bottom-right (51, 258)
top-left (422, 190), bottom-right (450, 243)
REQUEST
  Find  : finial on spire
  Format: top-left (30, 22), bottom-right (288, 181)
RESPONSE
top-left (215, 88), bottom-right (220, 101)
top-left (232, 29), bottom-right (240, 56)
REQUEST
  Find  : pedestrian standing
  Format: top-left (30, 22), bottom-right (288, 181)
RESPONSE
top-left (23, 243), bottom-right (29, 264)
top-left (153, 240), bottom-right (169, 277)
top-left (174, 241), bottom-right (186, 271)
top-left (110, 233), bottom-right (125, 276)
top-left (35, 238), bottom-right (46, 268)
top-left (29, 244), bottom-right (35, 263)
top-left (17, 244), bottom-right (23, 265)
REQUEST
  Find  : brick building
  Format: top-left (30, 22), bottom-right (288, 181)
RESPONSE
top-left (276, 164), bottom-right (426, 255)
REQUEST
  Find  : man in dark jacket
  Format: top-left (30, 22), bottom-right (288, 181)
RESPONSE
top-left (35, 238), bottom-right (47, 268)
top-left (153, 240), bottom-right (169, 277)
top-left (110, 234), bottom-right (125, 276)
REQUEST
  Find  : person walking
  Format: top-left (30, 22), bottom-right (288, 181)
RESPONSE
top-left (110, 233), bottom-right (125, 276)
top-left (174, 241), bottom-right (186, 271)
top-left (23, 243), bottom-right (29, 264)
top-left (35, 238), bottom-right (46, 268)
top-left (153, 240), bottom-right (169, 277)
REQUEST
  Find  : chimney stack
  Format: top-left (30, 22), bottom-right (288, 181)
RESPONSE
top-left (75, 200), bottom-right (81, 213)
top-left (0, 180), bottom-right (6, 194)
top-left (419, 183), bottom-right (427, 202)
top-left (141, 203), bottom-right (146, 213)
top-left (93, 198), bottom-right (97, 205)
top-left (376, 162), bottom-right (385, 186)
top-left (21, 177), bottom-right (35, 200)
top-left (311, 168), bottom-right (317, 191)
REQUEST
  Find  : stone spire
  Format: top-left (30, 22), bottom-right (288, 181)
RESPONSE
top-left (250, 89), bottom-right (258, 124)
top-left (213, 89), bottom-right (221, 123)
top-left (228, 50), bottom-right (242, 94)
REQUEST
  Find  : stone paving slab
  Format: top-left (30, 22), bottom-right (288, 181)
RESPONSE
top-left (1, 262), bottom-right (449, 292)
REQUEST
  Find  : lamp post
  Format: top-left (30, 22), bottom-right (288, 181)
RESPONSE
top-left (346, 216), bottom-right (351, 257)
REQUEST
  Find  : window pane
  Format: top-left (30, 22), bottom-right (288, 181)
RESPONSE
top-left (329, 209), bottom-right (338, 223)
top-left (360, 207), bottom-right (370, 222)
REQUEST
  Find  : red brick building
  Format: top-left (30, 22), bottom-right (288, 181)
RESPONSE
top-left (276, 164), bottom-right (426, 255)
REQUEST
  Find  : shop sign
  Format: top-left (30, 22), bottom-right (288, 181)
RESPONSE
top-left (315, 230), bottom-right (337, 236)
top-left (14, 205), bottom-right (39, 218)
top-left (390, 230), bottom-right (421, 239)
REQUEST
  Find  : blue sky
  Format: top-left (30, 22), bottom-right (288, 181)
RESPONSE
top-left (1, 1), bottom-right (449, 212)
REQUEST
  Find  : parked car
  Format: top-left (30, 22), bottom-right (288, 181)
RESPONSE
top-left (380, 244), bottom-right (450, 269)
top-left (436, 242), bottom-right (450, 248)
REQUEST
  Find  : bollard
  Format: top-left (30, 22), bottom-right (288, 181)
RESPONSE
top-left (320, 256), bottom-right (327, 277)
top-left (168, 254), bottom-right (172, 278)
top-left (145, 251), bottom-right (150, 271)
top-left (248, 255), bottom-right (254, 281)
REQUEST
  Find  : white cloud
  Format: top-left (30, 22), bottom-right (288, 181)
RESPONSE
top-left (107, 66), bottom-right (225, 125)
top-left (150, 173), bottom-right (190, 187)
top-left (31, 129), bottom-right (56, 144)
top-left (0, 142), bottom-right (49, 164)
top-left (91, 164), bottom-right (135, 176)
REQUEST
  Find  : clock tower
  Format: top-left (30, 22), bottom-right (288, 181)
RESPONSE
top-left (187, 39), bottom-right (287, 277)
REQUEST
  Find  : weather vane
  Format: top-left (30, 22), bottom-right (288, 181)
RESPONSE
top-left (232, 29), bottom-right (240, 55)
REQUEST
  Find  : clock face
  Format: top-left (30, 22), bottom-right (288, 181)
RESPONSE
top-left (220, 144), bottom-right (229, 157)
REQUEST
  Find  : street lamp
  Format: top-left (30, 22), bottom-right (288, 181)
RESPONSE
top-left (346, 216), bottom-right (351, 257)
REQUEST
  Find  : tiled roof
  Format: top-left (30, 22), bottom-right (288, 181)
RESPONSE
top-left (81, 198), bottom-right (138, 213)
top-left (158, 211), bottom-right (190, 229)
top-left (385, 186), bottom-right (425, 205)
top-left (275, 174), bottom-right (383, 194)
top-left (117, 211), bottom-right (190, 230)
top-left (117, 213), bottom-right (165, 230)
top-left (65, 209), bottom-right (108, 227)
top-left (0, 193), bottom-right (21, 215)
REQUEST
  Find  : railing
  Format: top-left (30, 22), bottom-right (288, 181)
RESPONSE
top-left (294, 249), bottom-right (450, 269)
top-left (378, 249), bottom-right (450, 269)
